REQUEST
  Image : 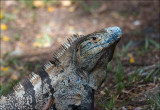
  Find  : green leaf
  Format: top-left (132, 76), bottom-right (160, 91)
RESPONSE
top-left (45, 34), bottom-right (51, 44)
top-left (116, 62), bottom-right (124, 83)
top-left (149, 38), bottom-right (160, 49)
top-left (128, 69), bottom-right (139, 83)
top-left (116, 82), bottom-right (125, 93)
top-left (121, 41), bottom-right (133, 56)
top-left (144, 69), bottom-right (155, 82)
top-left (145, 37), bottom-right (149, 51)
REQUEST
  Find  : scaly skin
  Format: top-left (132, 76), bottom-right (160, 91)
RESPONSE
top-left (0, 27), bottom-right (122, 110)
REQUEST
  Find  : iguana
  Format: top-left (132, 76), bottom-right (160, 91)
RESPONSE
top-left (0, 26), bottom-right (122, 110)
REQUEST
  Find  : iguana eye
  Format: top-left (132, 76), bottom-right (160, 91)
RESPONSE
top-left (90, 36), bottom-right (101, 43)
top-left (92, 37), bottom-right (97, 40)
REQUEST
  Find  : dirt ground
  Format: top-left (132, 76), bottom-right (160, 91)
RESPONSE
top-left (0, 0), bottom-right (160, 110)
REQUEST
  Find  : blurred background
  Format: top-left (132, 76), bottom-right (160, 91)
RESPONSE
top-left (0, 0), bottom-right (160, 109)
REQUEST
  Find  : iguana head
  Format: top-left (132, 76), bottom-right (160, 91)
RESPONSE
top-left (75, 26), bottom-right (122, 89)
top-left (76, 26), bottom-right (122, 72)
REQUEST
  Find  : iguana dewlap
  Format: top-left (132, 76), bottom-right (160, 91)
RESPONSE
top-left (0, 27), bottom-right (122, 110)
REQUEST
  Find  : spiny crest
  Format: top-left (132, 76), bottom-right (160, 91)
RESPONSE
top-left (53, 34), bottom-right (83, 59)
top-left (13, 82), bottom-right (23, 92)
top-left (44, 34), bottom-right (84, 70)
top-left (44, 57), bottom-right (60, 70)
top-left (29, 72), bottom-right (40, 82)
top-left (13, 72), bottom-right (39, 92)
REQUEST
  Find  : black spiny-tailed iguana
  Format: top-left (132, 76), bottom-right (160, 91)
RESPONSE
top-left (0, 27), bottom-right (122, 110)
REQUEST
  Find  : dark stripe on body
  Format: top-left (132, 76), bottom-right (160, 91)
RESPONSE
top-left (37, 68), bottom-right (54, 95)
top-left (21, 78), bottom-right (36, 109)
top-left (51, 104), bottom-right (57, 110)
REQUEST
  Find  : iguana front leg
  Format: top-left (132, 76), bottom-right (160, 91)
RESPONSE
top-left (76, 85), bottom-right (95, 110)
top-left (42, 96), bottom-right (54, 110)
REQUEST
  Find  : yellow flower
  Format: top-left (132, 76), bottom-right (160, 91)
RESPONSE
top-left (68, 6), bottom-right (75, 12)
top-left (3, 67), bottom-right (8, 71)
top-left (1, 67), bottom-right (8, 71)
top-left (1, 24), bottom-right (8, 30)
top-left (130, 57), bottom-right (135, 64)
top-left (47, 6), bottom-right (54, 13)
top-left (33, 42), bottom-right (41, 48)
top-left (33, 1), bottom-right (44, 8)
top-left (18, 42), bottom-right (24, 47)
top-left (0, 13), bottom-right (3, 19)
top-left (127, 53), bottom-right (135, 64)
top-left (2, 36), bottom-right (10, 41)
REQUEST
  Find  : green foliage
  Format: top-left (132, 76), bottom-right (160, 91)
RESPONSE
top-left (8, 57), bottom-right (21, 65)
top-left (144, 69), bottom-right (155, 82)
top-left (147, 93), bottom-right (160, 109)
top-left (116, 82), bottom-right (125, 94)
top-left (153, 66), bottom-right (160, 84)
top-left (1, 13), bottom-right (16, 23)
top-left (145, 37), bottom-right (160, 51)
top-left (97, 91), bottom-right (117, 110)
top-left (116, 62), bottom-right (125, 93)
top-left (128, 69), bottom-right (140, 84)
top-left (105, 89), bottom-right (110, 96)
top-left (18, 0), bottom-right (34, 8)
top-left (119, 11), bottom-right (127, 18)
top-left (18, 0), bottom-right (60, 8)
top-left (80, 1), bottom-right (99, 13)
top-left (149, 38), bottom-right (160, 49)
top-left (132, 12), bottom-right (138, 17)
top-left (80, 2), bottom-right (91, 12)
top-left (145, 37), bottom-right (149, 51)
top-left (132, 30), bottom-right (140, 36)
top-left (0, 79), bottom-right (19, 95)
top-left (121, 41), bottom-right (132, 56)
top-left (105, 95), bottom-right (116, 110)
top-left (13, 33), bottom-right (21, 41)
top-left (107, 62), bottom-right (114, 72)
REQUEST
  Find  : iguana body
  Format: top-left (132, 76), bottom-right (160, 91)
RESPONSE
top-left (0, 27), bottom-right (122, 110)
